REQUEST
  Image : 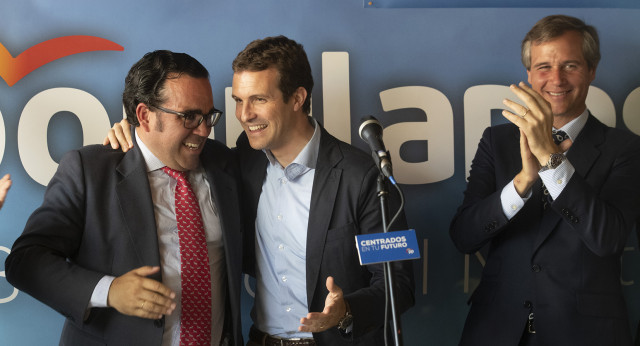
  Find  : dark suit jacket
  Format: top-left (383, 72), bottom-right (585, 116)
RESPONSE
top-left (5, 136), bottom-right (243, 346)
top-left (450, 114), bottom-right (640, 346)
top-left (636, 221), bottom-right (640, 346)
top-left (236, 126), bottom-right (414, 346)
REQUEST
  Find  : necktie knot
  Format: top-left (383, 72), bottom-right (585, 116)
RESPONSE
top-left (552, 130), bottom-right (570, 145)
top-left (161, 166), bottom-right (188, 182)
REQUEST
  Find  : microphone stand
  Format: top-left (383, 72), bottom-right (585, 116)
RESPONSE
top-left (375, 161), bottom-right (403, 346)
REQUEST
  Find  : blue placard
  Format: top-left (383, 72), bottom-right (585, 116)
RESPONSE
top-left (356, 229), bottom-right (421, 265)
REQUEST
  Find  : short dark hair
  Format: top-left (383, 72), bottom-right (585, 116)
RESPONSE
top-left (232, 35), bottom-right (313, 114)
top-left (521, 15), bottom-right (600, 71)
top-left (122, 50), bottom-right (209, 126)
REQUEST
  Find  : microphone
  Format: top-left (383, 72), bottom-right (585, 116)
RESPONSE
top-left (359, 116), bottom-right (393, 178)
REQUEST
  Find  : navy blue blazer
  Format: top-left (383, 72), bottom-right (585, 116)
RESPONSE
top-left (236, 125), bottom-right (415, 346)
top-left (450, 114), bottom-right (640, 346)
top-left (6, 136), bottom-right (243, 346)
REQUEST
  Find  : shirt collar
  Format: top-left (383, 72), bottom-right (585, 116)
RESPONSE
top-left (554, 109), bottom-right (588, 141)
top-left (136, 130), bottom-right (165, 173)
top-left (263, 117), bottom-right (321, 180)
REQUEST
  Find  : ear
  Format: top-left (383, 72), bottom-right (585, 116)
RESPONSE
top-left (136, 103), bottom-right (152, 132)
top-left (526, 69), bottom-right (532, 85)
top-left (291, 86), bottom-right (308, 112)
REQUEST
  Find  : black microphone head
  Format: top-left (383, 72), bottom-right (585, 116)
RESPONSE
top-left (359, 116), bottom-right (383, 141)
top-left (358, 116), bottom-right (393, 177)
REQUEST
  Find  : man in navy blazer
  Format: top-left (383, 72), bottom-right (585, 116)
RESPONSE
top-left (6, 51), bottom-right (243, 345)
top-left (450, 15), bottom-right (640, 346)
top-left (232, 36), bottom-right (414, 346)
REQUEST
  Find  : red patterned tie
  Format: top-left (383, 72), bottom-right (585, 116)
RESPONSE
top-left (162, 167), bottom-right (212, 345)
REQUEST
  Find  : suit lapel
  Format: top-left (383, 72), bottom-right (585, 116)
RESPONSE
top-left (532, 114), bottom-right (605, 253)
top-left (306, 129), bottom-right (342, 306)
top-left (115, 137), bottom-right (161, 271)
top-left (200, 143), bottom-right (242, 288)
top-left (241, 143), bottom-right (269, 276)
top-left (566, 114), bottom-right (604, 179)
top-left (201, 143), bottom-right (237, 237)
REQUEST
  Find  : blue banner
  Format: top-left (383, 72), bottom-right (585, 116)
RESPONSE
top-left (357, 229), bottom-right (421, 265)
top-left (1, 1), bottom-right (639, 345)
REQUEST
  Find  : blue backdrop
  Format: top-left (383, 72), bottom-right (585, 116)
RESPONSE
top-left (1, 1), bottom-right (639, 345)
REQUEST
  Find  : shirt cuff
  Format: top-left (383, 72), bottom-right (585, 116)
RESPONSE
top-left (88, 275), bottom-right (116, 309)
top-left (501, 180), bottom-right (531, 220)
top-left (539, 159), bottom-right (574, 201)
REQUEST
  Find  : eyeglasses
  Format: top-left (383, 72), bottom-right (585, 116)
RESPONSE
top-left (150, 104), bottom-right (222, 129)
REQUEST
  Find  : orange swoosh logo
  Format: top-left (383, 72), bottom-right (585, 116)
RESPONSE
top-left (0, 35), bottom-right (124, 87)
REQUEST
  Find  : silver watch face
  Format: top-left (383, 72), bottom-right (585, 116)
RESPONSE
top-left (548, 153), bottom-right (565, 169)
top-left (338, 313), bottom-right (353, 330)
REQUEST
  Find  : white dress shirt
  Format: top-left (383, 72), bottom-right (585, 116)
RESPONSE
top-left (90, 130), bottom-right (226, 346)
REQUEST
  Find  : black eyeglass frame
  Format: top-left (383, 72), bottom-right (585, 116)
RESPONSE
top-left (150, 104), bottom-right (222, 129)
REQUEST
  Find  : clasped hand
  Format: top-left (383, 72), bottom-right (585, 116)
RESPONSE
top-left (501, 82), bottom-right (570, 196)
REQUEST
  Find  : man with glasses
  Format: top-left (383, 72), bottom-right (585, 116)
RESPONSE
top-left (105, 37), bottom-right (415, 346)
top-left (5, 50), bottom-right (243, 346)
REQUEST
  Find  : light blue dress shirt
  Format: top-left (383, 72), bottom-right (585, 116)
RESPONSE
top-left (254, 118), bottom-right (321, 338)
top-left (501, 110), bottom-right (588, 219)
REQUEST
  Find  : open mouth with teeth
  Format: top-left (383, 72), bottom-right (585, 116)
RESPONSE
top-left (183, 141), bottom-right (202, 150)
top-left (248, 124), bottom-right (267, 132)
top-left (548, 91), bottom-right (570, 96)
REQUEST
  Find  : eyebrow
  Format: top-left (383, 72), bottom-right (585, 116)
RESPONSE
top-left (231, 93), bottom-right (270, 101)
top-left (249, 94), bottom-right (271, 100)
top-left (181, 107), bottom-right (216, 114)
top-left (533, 59), bottom-right (582, 69)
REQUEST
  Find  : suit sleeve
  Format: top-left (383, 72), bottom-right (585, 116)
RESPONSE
top-left (344, 164), bottom-right (415, 339)
top-left (551, 134), bottom-right (640, 256)
top-left (449, 127), bottom-right (511, 254)
top-left (5, 150), bottom-right (104, 324)
top-left (450, 125), bottom-right (640, 257)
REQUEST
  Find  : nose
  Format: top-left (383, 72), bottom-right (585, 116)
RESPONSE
top-left (549, 66), bottom-right (565, 84)
top-left (192, 117), bottom-right (211, 137)
top-left (236, 101), bottom-right (255, 123)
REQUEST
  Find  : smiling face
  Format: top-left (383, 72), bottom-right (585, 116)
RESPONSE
top-left (138, 75), bottom-right (213, 171)
top-left (232, 68), bottom-right (311, 164)
top-left (527, 30), bottom-right (596, 126)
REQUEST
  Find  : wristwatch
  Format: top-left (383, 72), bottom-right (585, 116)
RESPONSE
top-left (540, 152), bottom-right (565, 172)
top-left (337, 302), bottom-right (353, 332)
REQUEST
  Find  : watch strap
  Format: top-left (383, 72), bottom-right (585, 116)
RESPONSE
top-left (337, 301), bottom-right (353, 332)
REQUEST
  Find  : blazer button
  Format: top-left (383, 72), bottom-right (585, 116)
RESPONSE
top-left (484, 221), bottom-right (497, 232)
top-left (154, 318), bottom-right (164, 328)
top-left (562, 208), bottom-right (570, 216)
top-left (523, 301), bottom-right (532, 308)
top-left (532, 264), bottom-right (541, 272)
